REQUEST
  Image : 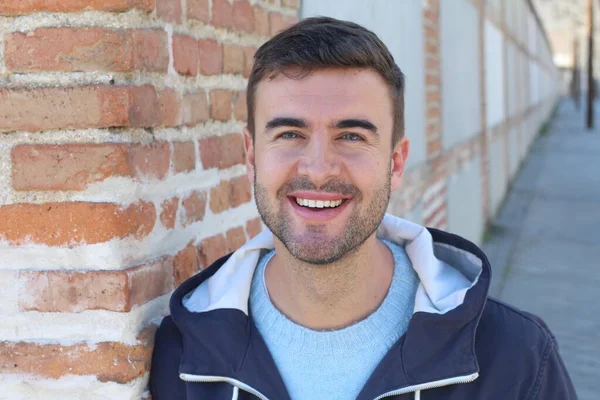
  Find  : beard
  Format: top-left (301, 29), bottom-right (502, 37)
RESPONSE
top-left (254, 171), bottom-right (391, 265)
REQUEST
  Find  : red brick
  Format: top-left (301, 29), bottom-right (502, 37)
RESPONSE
top-left (281, 0), bottom-right (300, 7)
top-left (12, 144), bottom-right (131, 191)
top-left (156, 0), bottom-right (182, 23)
top-left (0, 85), bottom-right (166, 133)
top-left (0, 201), bottom-right (156, 246)
top-left (253, 6), bottom-right (270, 36)
top-left (211, 0), bottom-right (233, 29)
top-left (181, 190), bottom-right (206, 226)
top-left (243, 46), bottom-right (255, 78)
top-left (5, 28), bottom-right (133, 72)
top-left (209, 176), bottom-right (252, 214)
top-left (127, 141), bottom-right (171, 181)
top-left (173, 34), bottom-right (199, 76)
top-left (427, 91), bottom-right (440, 104)
top-left (158, 88), bottom-right (181, 127)
top-left (210, 90), bottom-right (233, 121)
top-left (199, 133), bottom-right (245, 169)
top-left (425, 73), bottom-right (440, 86)
top-left (160, 197), bottom-right (179, 229)
top-left (269, 12), bottom-right (298, 35)
top-left (182, 90), bottom-right (209, 126)
top-left (129, 85), bottom-right (161, 127)
top-left (234, 91), bottom-right (247, 121)
top-left (246, 217), bottom-right (262, 238)
top-left (173, 242), bottom-right (199, 285)
top-left (19, 270), bottom-right (127, 312)
top-left (0, 0), bottom-right (155, 15)
top-left (232, 1), bottom-right (254, 33)
top-left (128, 257), bottom-right (174, 308)
top-left (223, 44), bottom-right (245, 75)
top-left (173, 141), bottom-right (196, 173)
top-left (0, 326), bottom-right (155, 383)
top-left (188, 0), bottom-right (210, 23)
top-left (198, 39), bottom-right (222, 75)
top-left (133, 30), bottom-right (169, 72)
top-left (19, 257), bottom-right (172, 313)
top-left (226, 226), bottom-right (246, 251)
top-left (197, 234), bottom-right (227, 267)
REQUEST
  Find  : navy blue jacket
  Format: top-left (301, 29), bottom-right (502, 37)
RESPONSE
top-left (150, 215), bottom-right (577, 400)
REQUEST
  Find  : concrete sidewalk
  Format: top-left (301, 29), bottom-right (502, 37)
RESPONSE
top-left (483, 98), bottom-right (600, 400)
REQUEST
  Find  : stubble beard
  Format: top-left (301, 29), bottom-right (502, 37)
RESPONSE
top-left (254, 171), bottom-right (391, 265)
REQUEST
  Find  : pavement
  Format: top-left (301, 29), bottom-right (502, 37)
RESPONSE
top-left (482, 98), bottom-right (600, 400)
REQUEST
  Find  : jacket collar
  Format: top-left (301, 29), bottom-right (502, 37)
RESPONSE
top-left (169, 214), bottom-right (491, 399)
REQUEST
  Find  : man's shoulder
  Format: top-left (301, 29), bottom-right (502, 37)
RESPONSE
top-left (475, 297), bottom-right (556, 373)
top-left (481, 297), bottom-right (554, 342)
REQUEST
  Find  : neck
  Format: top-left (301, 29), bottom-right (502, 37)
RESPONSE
top-left (264, 235), bottom-right (394, 330)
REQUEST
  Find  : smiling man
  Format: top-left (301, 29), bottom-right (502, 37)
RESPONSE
top-left (150, 17), bottom-right (576, 400)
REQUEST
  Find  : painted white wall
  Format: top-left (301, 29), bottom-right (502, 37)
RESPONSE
top-left (506, 42), bottom-right (518, 117)
top-left (509, 126), bottom-right (519, 178)
top-left (528, 11), bottom-right (537, 57)
top-left (447, 156), bottom-right (484, 245)
top-left (485, 20), bottom-right (505, 128)
top-left (441, 0), bottom-right (481, 149)
top-left (300, 0), bottom-right (426, 169)
top-left (489, 134), bottom-right (508, 216)
top-left (529, 61), bottom-right (541, 106)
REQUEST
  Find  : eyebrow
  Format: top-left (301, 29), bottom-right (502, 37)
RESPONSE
top-left (263, 117), bottom-right (378, 135)
top-left (332, 119), bottom-right (378, 135)
top-left (265, 117), bottom-right (308, 133)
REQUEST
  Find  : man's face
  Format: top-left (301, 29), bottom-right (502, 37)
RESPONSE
top-left (245, 68), bottom-right (409, 264)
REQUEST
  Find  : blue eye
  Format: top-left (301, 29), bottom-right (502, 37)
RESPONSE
top-left (340, 133), bottom-right (363, 141)
top-left (279, 132), bottom-right (301, 139)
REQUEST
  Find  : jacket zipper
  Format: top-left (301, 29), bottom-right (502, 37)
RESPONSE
top-left (180, 373), bottom-right (269, 400)
top-left (180, 372), bottom-right (479, 400)
top-left (373, 372), bottom-right (479, 399)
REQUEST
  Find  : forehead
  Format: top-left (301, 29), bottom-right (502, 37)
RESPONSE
top-left (254, 68), bottom-right (393, 129)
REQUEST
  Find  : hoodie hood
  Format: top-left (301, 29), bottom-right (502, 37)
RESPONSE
top-left (182, 213), bottom-right (484, 317)
top-left (168, 213), bottom-right (491, 400)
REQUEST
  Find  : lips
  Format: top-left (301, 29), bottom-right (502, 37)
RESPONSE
top-left (294, 197), bottom-right (344, 208)
top-left (287, 192), bottom-right (352, 222)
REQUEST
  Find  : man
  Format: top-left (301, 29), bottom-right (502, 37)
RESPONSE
top-left (150, 17), bottom-right (576, 400)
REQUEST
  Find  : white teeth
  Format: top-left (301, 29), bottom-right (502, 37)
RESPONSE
top-left (295, 198), bottom-right (344, 208)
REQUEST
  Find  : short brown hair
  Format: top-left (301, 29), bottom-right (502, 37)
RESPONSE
top-left (246, 16), bottom-right (405, 144)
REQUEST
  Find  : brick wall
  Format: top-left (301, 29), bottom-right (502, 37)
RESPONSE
top-left (0, 0), bottom-right (559, 398)
top-left (0, 1), bottom-right (298, 398)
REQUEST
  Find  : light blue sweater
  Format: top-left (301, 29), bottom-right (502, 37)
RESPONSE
top-left (249, 240), bottom-right (420, 400)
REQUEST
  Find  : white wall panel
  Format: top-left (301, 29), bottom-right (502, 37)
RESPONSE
top-left (301, 0), bottom-right (426, 169)
top-left (489, 135), bottom-right (507, 216)
top-left (447, 156), bottom-right (483, 245)
top-left (441, 0), bottom-right (481, 149)
top-left (485, 21), bottom-right (505, 127)
top-left (529, 61), bottom-right (540, 106)
top-left (527, 11), bottom-right (537, 57)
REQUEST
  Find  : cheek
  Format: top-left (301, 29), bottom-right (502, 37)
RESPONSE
top-left (255, 147), bottom-right (298, 182)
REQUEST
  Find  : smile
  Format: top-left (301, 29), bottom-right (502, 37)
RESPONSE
top-left (294, 198), bottom-right (344, 208)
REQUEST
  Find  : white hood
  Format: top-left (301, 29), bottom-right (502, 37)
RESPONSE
top-left (183, 213), bottom-right (483, 316)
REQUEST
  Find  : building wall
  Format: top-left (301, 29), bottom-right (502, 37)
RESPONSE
top-left (0, 0), bottom-right (299, 398)
top-left (0, 0), bottom-right (559, 398)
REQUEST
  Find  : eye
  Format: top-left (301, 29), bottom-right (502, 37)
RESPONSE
top-left (278, 131), bottom-right (302, 139)
top-left (339, 133), bottom-right (364, 141)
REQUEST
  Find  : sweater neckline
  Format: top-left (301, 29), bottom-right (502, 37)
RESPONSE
top-left (249, 240), bottom-right (418, 356)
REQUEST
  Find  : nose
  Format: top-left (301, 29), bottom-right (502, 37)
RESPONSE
top-left (296, 134), bottom-right (341, 186)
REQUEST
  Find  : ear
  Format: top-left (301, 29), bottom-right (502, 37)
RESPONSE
top-left (390, 136), bottom-right (409, 192)
top-left (244, 127), bottom-right (255, 186)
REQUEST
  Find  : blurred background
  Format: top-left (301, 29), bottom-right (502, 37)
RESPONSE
top-left (0, 0), bottom-right (597, 399)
